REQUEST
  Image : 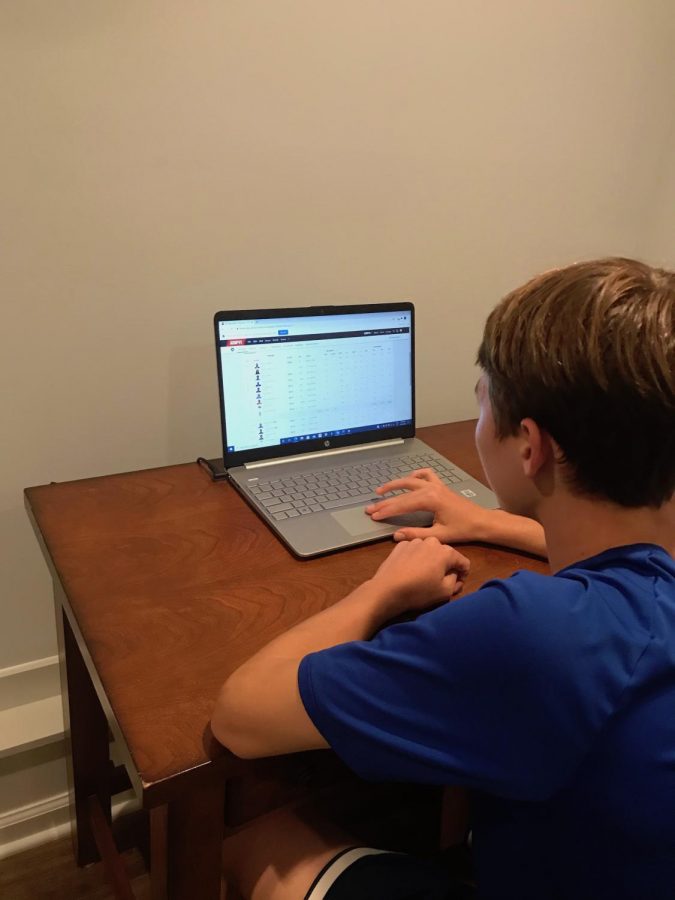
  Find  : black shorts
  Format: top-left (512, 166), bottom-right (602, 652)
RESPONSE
top-left (304, 847), bottom-right (475, 900)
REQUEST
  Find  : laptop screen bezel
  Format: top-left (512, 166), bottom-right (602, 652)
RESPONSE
top-left (213, 301), bottom-right (416, 469)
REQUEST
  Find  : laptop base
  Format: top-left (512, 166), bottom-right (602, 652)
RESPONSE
top-left (228, 437), bottom-right (498, 559)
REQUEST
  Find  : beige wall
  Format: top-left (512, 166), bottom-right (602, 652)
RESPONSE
top-left (645, 114), bottom-right (675, 264)
top-left (1, 1), bottom-right (674, 668)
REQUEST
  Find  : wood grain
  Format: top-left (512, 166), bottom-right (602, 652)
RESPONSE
top-left (25, 421), bottom-right (547, 796)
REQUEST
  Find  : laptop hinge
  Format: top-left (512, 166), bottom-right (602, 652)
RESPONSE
top-left (244, 438), bottom-right (405, 470)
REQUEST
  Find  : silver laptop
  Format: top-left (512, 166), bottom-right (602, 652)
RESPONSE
top-left (214, 302), bottom-right (497, 558)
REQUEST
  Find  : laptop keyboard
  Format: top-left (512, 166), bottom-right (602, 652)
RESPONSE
top-left (248, 453), bottom-right (463, 521)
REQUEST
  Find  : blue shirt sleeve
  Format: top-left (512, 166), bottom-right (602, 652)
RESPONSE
top-left (298, 571), bottom-right (649, 801)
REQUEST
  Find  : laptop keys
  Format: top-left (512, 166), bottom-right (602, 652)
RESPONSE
top-left (253, 454), bottom-right (461, 518)
top-left (267, 502), bottom-right (293, 514)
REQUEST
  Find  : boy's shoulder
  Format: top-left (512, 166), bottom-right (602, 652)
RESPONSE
top-left (482, 542), bottom-right (673, 604)
top-left (554, 541), bottom-right (674, 577)
top-left (458, 542), bottom-right (675, 660)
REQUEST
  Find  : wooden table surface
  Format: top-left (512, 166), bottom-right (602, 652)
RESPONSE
top-left (25, 420), bottom-right (548, 800)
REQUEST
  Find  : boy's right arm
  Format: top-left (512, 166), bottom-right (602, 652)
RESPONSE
top-left (366, 468), bottom-right (547, 559)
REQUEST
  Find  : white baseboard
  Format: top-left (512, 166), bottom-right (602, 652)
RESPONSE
top-left (0, 791), bottom-right (72, 859)
top-left (0, 655), bottom-right (139, 861)
top-left (0, 789), bottom-right (139, 860)
top-left (0, 656), bottom-right (63, 759)
top-left (0, 655), bottom-right (60, 710)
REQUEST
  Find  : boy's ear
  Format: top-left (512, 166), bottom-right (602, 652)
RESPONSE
top-left (518, 418), bottom-right (554, 478)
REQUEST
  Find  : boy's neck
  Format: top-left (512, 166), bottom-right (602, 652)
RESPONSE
top-left (537, 493), bottom-right (675, 573)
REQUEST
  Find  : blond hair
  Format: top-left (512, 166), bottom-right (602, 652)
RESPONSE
top-left (477, 258), bottom-right (675, 506)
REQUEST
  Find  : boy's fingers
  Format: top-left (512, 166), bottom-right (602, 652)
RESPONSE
top-left (368, 491), bottom-right (435, 519)
top-left (392, 524), bottom-right (448, 542)
top-left (446, 549), bottom-right (471, 578)
top-left (374, 475), bottom-right (428, 495)
top-left (410, 468), bottom-right (444, 484)
top-left (441, 572), bottom-right (460, 597)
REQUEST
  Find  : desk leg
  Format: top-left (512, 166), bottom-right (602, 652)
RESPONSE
top-left (150, 806), bottom-right (169, 900)
top-left (151, 780), bottom-right (225, 900)
top-left (57, 606), bottom-right (111, 866)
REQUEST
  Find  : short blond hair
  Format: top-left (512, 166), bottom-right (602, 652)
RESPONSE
top-left (477, 258), bottom-right (675, 507)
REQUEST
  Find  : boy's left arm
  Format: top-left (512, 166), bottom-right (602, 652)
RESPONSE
top-left (210, 539), bottom-right (469, 759)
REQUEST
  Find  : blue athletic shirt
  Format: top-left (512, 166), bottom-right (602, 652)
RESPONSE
top-left (298, 544), bottom-right (675, 900)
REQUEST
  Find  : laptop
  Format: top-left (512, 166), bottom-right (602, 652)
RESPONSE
top-left (213, 302), bottom-right (498, 558)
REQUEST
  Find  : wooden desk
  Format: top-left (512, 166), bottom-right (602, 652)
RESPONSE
top-left (24, 420), bottom-right (547, 899)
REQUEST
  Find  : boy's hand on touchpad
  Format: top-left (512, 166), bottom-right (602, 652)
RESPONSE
top-left (365, 468), bottom-right (490, 545)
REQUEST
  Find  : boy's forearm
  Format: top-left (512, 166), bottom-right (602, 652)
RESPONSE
top-left (212, 540), bottom-right (466, 757)
top-left (478, 510), bottom-right (547, 558)
top-left (211, 580), bottom-right (398, 756)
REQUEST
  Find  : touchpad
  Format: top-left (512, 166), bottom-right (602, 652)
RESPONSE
top-left (331, 506), bottom-right (433, 537)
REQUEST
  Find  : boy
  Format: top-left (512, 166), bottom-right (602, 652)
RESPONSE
top-left (211, 258), bottom-right (675, 899)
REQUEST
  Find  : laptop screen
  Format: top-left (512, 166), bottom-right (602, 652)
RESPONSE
top-left (214, 304), bottom-right (414, 464)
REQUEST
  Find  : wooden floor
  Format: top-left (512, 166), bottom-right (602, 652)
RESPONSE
top-left (0, 838), bottom-right (151, 900)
